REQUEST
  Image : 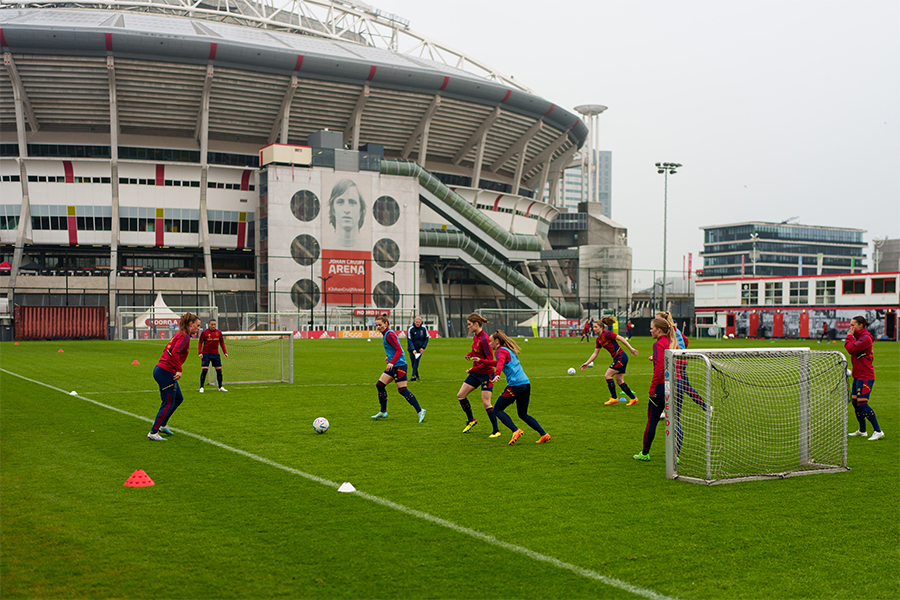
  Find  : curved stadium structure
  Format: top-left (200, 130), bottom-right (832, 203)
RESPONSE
top-left (0, 0), bottom-right (591, 336)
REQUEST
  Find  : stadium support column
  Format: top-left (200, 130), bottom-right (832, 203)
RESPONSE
top-left (268, 75), bottom-right (298, 145)
top-left (198, 64), bottom-right (216, 306)
top-left (5, 51), bottom-right (38, 298)
top-left (107, 56), bottom-right (121, 336)
top-left (490, 120), bottom-right (542, 190)
top-left (402, 94), bottom-right (440, 167)
top-left (343, 84), bottom-right (369, 151)
top-left (453, 107), bottom-right (500, 191)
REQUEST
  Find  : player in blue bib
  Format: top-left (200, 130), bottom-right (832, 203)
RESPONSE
top-left (371, 314), bottom-right (425, 423)
top-left (476, 330), bottom-right (550, 445)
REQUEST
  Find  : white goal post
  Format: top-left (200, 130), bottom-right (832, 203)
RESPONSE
top-left (664, 348), bottom-right (849, 485)
top-left (218, 331), bottom-right (294, 384)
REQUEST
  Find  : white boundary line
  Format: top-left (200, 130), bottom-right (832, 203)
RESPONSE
top-left (0, 367), bottom-right (676, 600)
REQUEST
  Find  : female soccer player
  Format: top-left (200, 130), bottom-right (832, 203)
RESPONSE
top-left (198, 318), bottom-right (228, 392)
top-left (657, 311), bottom-right (707, 457)
top-left (477, 330), bottom-right (550, 445)
top-left (371, 314), bottom-right (425, 423)
top-left (580, 316), bottom-right (639, 406)
top-left (634, 317), bottom-right (677, 461)
top-left (148, 312), bottom-right (201, 441)
top-left (456, 313), bottom-right (500, 436)
top-left (579, 317), bottom-right (592, 343)
top-left (845, 316), bottom-right (883, 440)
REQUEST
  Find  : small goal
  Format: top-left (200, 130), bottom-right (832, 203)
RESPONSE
top-left (664, 348), bottom-right (849, 485)
top-left (219, 331), bottom-right (294, 384)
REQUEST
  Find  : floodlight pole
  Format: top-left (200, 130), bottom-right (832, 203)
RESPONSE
top-left (272, 277), bottom-right (281, 317)
top-left (655, 162), bottom-right (682, 312)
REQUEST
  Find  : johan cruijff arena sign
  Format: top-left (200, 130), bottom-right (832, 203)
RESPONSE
top-left (264, 165), bottom-right (419, 312)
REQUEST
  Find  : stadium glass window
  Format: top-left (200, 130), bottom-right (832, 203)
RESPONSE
top-left (842, 279), bottom-right (865, 294)
top-left (741, 283), bottom-right (758, 305)
top-left (815, 280), bottom-right (836, 304)
top-left (764, 282), bottom-right (783, 305)
top-left (872, 278), bottom-right (896, 294)
top-left (789, 281), bottom-right (809, 304)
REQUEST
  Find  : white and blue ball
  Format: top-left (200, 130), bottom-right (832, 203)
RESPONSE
top-left (567, 367), bottom-right (576, 375)
top-left (313, 417), bottom-right (330, 434)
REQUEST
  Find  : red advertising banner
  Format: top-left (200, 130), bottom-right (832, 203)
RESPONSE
top-left (322, 249), bottom-right (371, 304)
top-left (352, 309), bottom-right (388, 317)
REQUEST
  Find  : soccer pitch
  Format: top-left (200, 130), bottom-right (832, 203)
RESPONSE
top-left (1, 337), bottom-right (897, 599)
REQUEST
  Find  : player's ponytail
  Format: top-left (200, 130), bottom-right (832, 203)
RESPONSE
top-left (467, 312), bottom-right (488, 326)
top-left (376, 313), bottom-right (390, 326)
top-left (179, 312), bottom-right (200, 335)
top-left (851, 315), bottom-right (869, 329)
top-left (490, 330), bottom-right (521, 354)
top-left (601, 316), bottom-right (616, 328)
top-left (657, 311), bottom-right (676, 330)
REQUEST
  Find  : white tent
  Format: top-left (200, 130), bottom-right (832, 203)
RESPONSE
top-left (516, 301), bottom-right (568, 336)
top-left (124, 293), bottom-right (181, 330)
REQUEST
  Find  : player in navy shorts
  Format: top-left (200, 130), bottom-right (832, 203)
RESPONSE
top-left (370, 314), bottom-right (425, 423)
top-left (198, 318), bottom-right (228, 392)
top-left (148, 312), bottom-right (200, 441)
top-left (456, 313), bottom-right (500, 437)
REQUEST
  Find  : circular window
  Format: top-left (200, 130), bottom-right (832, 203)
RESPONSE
top-left (290, 190), bottom-right (320, 222)
top-left (372, 195), bottom-right (400, 227)
top-left (373, 238), bottom-right (400, 269)
top-left (291, 279), bottom-right (320, 310)
top-left (373, 280), bottom-right (399, 308)
top-left (291, 234), bottom-right (320, 266)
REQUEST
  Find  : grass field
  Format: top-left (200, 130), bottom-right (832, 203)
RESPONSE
top-left (1, 335), bottom-right (898, 599)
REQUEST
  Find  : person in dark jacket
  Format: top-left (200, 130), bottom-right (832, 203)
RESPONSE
top-left (407, 316), bottom-right (429, 381)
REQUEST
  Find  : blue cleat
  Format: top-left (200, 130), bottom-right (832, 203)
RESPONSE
top-left (371, 412), bottom-right (388, 420)
top-left (159, 426), bottom-right (174, 435)
top-left (418, 409), bottom-right (426, 423)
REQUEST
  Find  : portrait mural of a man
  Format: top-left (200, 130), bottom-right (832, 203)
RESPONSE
top-left (322, 175), bottom-right (372, 304)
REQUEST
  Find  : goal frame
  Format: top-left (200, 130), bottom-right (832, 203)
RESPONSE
top-left (220, 331), bottom-right (294, 384)
top-left (664, 347), bottom-right (849, 485)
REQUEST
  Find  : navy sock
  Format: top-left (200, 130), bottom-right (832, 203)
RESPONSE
top-left (619, 382), bottom-right (635, 399)
top-left (486, 406), bottom-right (499, 433)
top-left (376, 381), bottom-right (388, 412)
top-left (200, 370), bottom-right (207, 387)
top-left (458, 397), bottom-right (474, 421)
top-left (519, 413), bottom-right (545, 436)
top-left (495, 408), bottom-right (516, 431)
top-left (606, 378), bottom-right (617, 398)
top-left (861, 406), bottom-right (881, 432)
top-left (399, 387), bottom-right (421, 412)
top-left (216, 370), bottom-right (223, 388)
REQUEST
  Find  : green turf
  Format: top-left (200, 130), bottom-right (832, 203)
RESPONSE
top-left (1, 336), bottom-right (897, 599)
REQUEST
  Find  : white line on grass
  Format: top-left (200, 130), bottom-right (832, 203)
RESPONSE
top-left (1, 367), bottom-right (676, 600)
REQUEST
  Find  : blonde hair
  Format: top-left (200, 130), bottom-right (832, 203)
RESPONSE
top-left (656, 311), bottom-right (676, 329)
top-left (490, 330), bottom-right (521, 354)
top-left (651, 317), bottom-right (676, 345)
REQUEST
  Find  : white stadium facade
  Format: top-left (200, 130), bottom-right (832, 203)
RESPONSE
top-left (0, 0), bottom-right (605, 338)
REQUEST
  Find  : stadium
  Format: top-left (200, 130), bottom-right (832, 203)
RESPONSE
top-left (0, 0), bottom-right (604, 339)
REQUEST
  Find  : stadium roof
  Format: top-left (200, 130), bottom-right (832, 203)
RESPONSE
top-left (0, 2), bottom-right (588, 188)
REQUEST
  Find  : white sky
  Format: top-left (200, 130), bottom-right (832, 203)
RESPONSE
top-left (377, 0), bottom-right (900, 285)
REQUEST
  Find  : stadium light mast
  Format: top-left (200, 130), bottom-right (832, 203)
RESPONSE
top-left (273, 277), bottom-right (281, 314)
top-left (575, 105), bottom-right (608, 206)
top-left (655, 162), bottom-right (681, 312)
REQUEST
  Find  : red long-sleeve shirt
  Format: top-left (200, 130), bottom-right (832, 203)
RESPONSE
top-left (845, 328), bottom-right (875, 380)
top-left (650, 335), bottom-right (670, 393)
top-left (465, 330), bottom-right (494, 375)
top-left (157, 332), bottom-right (192, 374)
top-left (198, 328), bottom-right (227, 355)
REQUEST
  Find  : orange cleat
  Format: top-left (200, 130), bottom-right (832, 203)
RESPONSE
top-left (626, 398), bottom-right (639, 406)
top-left (536, 433), bottom-right (551, 444)
top-left (604, 398), bottom-right (619, 406)
top-left (509, 429), bottom-right (524, 445)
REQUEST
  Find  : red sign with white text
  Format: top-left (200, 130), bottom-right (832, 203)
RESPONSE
top-left (352, 309), bottom-right (388, 317)
top-left (322, 249), bottom-right (371, 305)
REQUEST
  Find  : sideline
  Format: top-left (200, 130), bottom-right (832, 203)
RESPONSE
top-left (0, 366), bottom-right (676, 600)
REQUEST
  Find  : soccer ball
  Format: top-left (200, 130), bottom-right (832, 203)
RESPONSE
top-left (588, 361), bottom-right (594, 368)
top-left (567, 367), bottom-right (576, 375)
top-left (313, 417), bottom-right (329, 434)
top-left (846, 368), bottom-right (852, 377)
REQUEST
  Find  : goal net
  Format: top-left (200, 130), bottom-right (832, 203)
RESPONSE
top-left (218, 332), bottom-right (294, 384)
top-left (664, 348), bottom-right (849, 485)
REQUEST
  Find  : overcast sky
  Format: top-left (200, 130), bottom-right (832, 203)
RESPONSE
top-left (378, 0), bottom-right (900, 285)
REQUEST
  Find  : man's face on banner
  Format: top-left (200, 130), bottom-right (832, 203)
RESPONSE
top-left (334, 186), bottom-right (362, 240)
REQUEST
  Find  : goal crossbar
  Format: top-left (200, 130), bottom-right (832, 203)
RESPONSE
top-left (218, 331), bottom-right (294, 384)
top-left (664, 347), bottom-right (849, 485)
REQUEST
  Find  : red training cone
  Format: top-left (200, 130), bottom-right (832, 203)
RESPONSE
top-left (58, 349), bottom-right (64, 353)
top-left (124, 469), bottom-right (155, 487)
top-left (132, 360), bottom-right (140, 365)
top-left (14, 342), bottom-right (18, 345)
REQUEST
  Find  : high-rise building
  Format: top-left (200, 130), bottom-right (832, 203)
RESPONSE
top-left (700, 221), bottom-right (867, 278)
top-left (543, 149), bottom-right (612, 216)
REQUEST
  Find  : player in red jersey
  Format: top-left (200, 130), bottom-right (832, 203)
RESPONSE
top-left (457, 313), bottom-right (500, 436)
top-left (581, 316), bottom-right (639, 406)
top-left (634, 317), bottom-right (677, 461)
top-left (148, 312), bottom-right (200, 441)
top-left (845, 316), bottom-right (883, 440)
top-left (371, 314), bottom-right (425, 423)
top-left (198, 318), bottom-right (229, 392)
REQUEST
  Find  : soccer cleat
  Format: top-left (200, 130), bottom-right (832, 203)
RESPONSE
top-left (868, 431), bottom-right (885, 441)
top-left (147, 432), bottom-right (166, 441)
top-left (633, 452), bottom-right (650, 461)
top-left (626, 398), bottom-right (639, 406)
top-left (418, 409), bottom-right (426, 423)
top-left (462, 420), bottom-right (478, 433)
top-left (158, 426), bottom-right (174, 435)
top-left (536, 433), bottom-right (551, 444)
top-left (604, 398), bottom-right (619, 406)
top-left (509, 429), bottom-right (524, 445)
top-left (848, 430), bottom-right (868, 437)
top-left (199, 387), bottom-right (204, 393)
top-left (488, 431), bottom-right (502, 438)
top-left (218, 387), bottom-right (228, 392)
top-left (371, 412), bottom-right (388, 420)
